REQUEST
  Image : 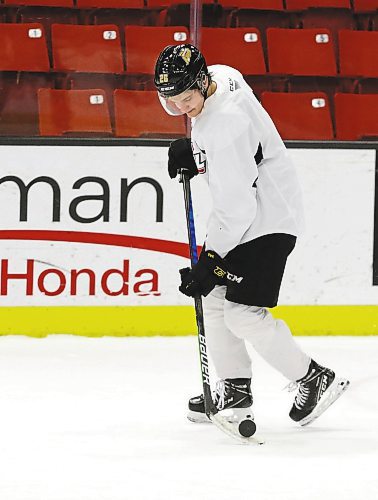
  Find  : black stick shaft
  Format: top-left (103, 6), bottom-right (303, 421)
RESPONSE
top-left (181, 172), bottom-right (217, 416)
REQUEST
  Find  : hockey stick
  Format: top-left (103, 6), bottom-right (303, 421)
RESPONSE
top-left (180, 170), bottom-right (217, 418)
top-left (180, 171), bottom-right (264, 445)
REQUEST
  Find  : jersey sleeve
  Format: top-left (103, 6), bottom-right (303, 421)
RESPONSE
top-left (202, 103), bottom-right (260, 257)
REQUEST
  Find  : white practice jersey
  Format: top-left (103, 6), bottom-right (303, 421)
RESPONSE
top-left (160, 64), bottom-right (305, 258)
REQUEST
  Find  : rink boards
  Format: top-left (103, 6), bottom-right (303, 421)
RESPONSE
top-left (0, 145), bottom-right (377, 336)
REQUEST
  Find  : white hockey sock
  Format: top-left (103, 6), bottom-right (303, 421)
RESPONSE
top-left (224, 300), bottom-right (310, 382)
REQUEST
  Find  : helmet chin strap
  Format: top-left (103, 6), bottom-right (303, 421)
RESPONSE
top-left (202, 81), bottom-right (211, 101)
top-left (196, 71), bottom-right (211, 101)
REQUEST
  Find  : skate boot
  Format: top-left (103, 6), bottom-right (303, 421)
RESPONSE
top-left (187, 378), bottom-right (253, 425)
top-left (288, 359), bottom-right (350, 426)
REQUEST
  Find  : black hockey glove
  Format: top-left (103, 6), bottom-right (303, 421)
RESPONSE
top-left (179, 250), bottom-right (227, 298)
top-left (168, 138), bottom-right (198, 179)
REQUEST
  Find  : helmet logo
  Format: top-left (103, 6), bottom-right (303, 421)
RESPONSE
top-left (159, 74), bottom-right (169, 83)
top-left (179, 47), bottom-right (191, 66)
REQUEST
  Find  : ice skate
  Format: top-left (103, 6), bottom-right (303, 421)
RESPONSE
top-left (187, 378), bottom-right (254, 426)
top-left (288, 360), bottom-right (350, 426)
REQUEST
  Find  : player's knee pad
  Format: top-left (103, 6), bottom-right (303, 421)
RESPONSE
top-left (223, 300), bottom-right (276, 344)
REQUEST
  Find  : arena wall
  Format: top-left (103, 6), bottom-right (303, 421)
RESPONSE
top-left (0, 144), bottom-right (377, 336)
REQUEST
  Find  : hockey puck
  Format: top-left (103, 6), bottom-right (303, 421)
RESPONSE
top-left (238, 419), bottom-right (256, 438)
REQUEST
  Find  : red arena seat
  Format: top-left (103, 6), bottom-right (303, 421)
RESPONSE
top-left (77, 1), bottom-right (144, 7)
top-left (146, 0), bottom-right (214, 6)
top-left (0, 23), bottom-right (50, 72)
top-left (125, 26), bottom-right (189, 74)
top-left (339, 30), bottom-right (378, 78)
top-left (201, 28), bottom-right (266, 75)
top-left (51, 24), bottom-right (124, 73)
top-left (261, 91), bottom-right (334, 140)
top-left (147, 1), bottom-right (223, 30)
top-left (10, 5), bottom-right (78, 42)
top-left (227, 3), bottom-right (290, 50)
top-left (286, 2), bottom-right (355, 41)
top-left (334, 93), bottom-right (378, 140)
top-left (114, 90), bottom-right (186, 137)
top-left (218, 0), bottom-right (283, 8)
top-left (285, 0), bottom-right (350, 9)
top-left (77, 1), bottom-right (148, 31)
top-left (0, 73), bottom-right (53, 136)
top-left (353, 1), bottom-right (378, 29)
top-left (38, 88), bottom-right (112, 136)
top-left (267, 28), bottom-right (337, 76)
top-left (353, 0), bottom-right (378, 11)
top-left (4, 1), bottom-right (74, 6)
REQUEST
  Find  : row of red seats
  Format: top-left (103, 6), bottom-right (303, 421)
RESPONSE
top-left (1, 2), bottom-right (376, 30)
top-left (0, 23), bottom-right (377, 77)
top-left (36, 88), bottom-right (377, 140)
top-left (263, 91), bottom-right (377, 140)
top-left (1, 3), bottom-right (376, 51)
top-left (0, 1), bottom-right (376, 10)
top-left (1, 71), bottom-right (374, 134)
top-left (38, 88), bottom-right (186, 137)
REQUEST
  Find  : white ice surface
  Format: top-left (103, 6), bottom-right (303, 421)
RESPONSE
top-left (0, 335), bottom-right (377, 500)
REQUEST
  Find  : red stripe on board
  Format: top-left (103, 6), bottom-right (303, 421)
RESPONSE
top-left (0, 230), bottom-right (202, 259)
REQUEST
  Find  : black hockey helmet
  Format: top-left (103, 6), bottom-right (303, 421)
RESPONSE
top-left (154, 44), bottom-right (210, 99)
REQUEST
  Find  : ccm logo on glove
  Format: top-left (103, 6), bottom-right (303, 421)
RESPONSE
top-left (214, 266), bottom-right (227, 278)
top-left (207, 252), bottom-right (227, 279)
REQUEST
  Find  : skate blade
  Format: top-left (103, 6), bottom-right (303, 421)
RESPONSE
top-left (187, 410), bottom-right (211, 424)
top-left (299, 377), bottom-right (350, 427)
top-left (210, 414), bottom-right (265, 445)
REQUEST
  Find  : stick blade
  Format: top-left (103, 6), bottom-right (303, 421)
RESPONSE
top-left (210, 414), bottom-right (265, 445)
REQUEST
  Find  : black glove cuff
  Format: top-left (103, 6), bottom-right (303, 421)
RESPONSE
top-left (178, 251), bottom-right (227, 298)
top-left (199, 250), bottom-right (227, 282)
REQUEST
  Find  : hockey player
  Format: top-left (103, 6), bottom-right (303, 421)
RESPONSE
top-left (154, 44), bottom-right (349, 428)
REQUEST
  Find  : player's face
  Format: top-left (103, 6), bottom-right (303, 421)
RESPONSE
top-left (168, 89), bottom-right (204, 118)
